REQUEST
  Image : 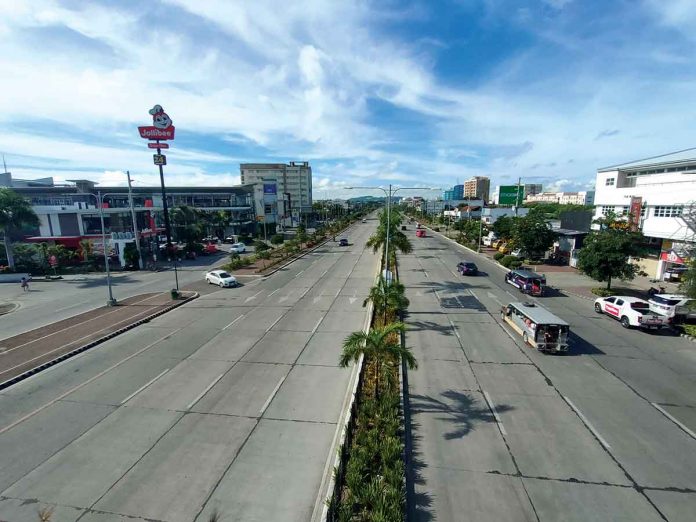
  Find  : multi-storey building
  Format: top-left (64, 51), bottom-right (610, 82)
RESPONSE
top-left (240, 162), bottom-right (312, 227)
top-left (526, 191), bottom-right (595, 205)
top-left (524, 183), bottom-right (543, 197)
top-left (594, 148), bottom-right (696, 280)
top-left (464, 176), bottom-right (490, 202)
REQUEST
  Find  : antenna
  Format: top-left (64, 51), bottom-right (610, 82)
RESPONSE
top-left (2, 154), bottom-right (7, 174)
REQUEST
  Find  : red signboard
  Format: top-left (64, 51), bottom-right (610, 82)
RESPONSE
top-left (138, 126), bottom-right (175, 140)
top-left (629, 196), bottom-right (642, 230)
top-left (660, 250), bottom-right (686, 264)
top-left (148, 142), bottom-right (169, 149)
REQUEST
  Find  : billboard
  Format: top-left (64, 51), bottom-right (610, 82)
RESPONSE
top-left (498, 185), bottom-right (524, 205)
top-left (263, 183), bottom-right (277, 195)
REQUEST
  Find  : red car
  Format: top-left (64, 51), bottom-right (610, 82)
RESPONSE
top-left (416, 229), bottom-right (426, 237)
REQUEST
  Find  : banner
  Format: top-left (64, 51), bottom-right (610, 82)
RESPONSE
top-left (263, 183), bottom-right (277, 195)
top-left (629, 196), bottom-right (642, 231)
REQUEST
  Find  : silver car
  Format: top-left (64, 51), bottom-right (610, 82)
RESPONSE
top-left (205, 270), bottom-right (238, 287)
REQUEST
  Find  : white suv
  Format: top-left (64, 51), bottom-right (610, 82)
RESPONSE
top-left (648, 294), bottom-right (694, 322)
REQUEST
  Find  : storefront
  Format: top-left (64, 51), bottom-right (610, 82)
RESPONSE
top-left (657, 248), bottom-right (689, 282)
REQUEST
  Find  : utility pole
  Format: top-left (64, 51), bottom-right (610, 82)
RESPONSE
top-left (126, 171), bottom-right (143, 269)
top-left (97, 191), bottom-right (117, 306)
top-left (515, 176), bottom-right (522, 217)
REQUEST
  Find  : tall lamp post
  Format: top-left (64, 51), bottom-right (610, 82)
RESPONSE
top-left (346, 185), bottom-right (440, 282)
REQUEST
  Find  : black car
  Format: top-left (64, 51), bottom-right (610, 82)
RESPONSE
top-left (339, 238), bottom-right (349, 247)
top-left (457, 261), bottom-right (478, 276)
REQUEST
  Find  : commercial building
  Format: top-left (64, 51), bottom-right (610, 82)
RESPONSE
top-left (480, 207), bottom-right (530, 225)
top-left (240, 162), bottom-right (313, 227)
top-left (526, 191), bottom-right (595, 205)
top-left (0, 172), bottom-right (267, 265)
top-left (593, 149), bottom-right (696, 280)
top-left (464, 176), bottom-right (490, 202)
top-left (524, 183), bottom-right (543, 197)
top-left (443, 184), bottom-right (464, 201)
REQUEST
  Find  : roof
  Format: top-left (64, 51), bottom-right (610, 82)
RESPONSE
top-left (598, 147), bottom-right (696, 172)
top-left (650, 294), bottom-right (688, 300)
top-left (509, 269), bottom-right (544, 278)
top-left (602, 296), bottom-right (649, 304)
top-left (508, 302), bottom-right (569, 325)
top-left (555, 228), bottom-right (588, 236)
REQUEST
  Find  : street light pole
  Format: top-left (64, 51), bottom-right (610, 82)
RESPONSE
top-left (97, 191), bottom-right (117, 306)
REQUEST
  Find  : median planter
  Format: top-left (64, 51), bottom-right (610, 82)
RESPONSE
top-left (170, 289), bottom-right (180, 300)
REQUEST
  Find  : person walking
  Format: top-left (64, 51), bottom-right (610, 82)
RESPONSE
top-left (20, 277), bottom-right (29, 292)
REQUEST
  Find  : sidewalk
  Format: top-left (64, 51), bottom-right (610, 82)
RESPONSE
top-left (0, 291), bottom-right (197, 389)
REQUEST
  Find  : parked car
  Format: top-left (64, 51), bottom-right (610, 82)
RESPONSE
top-left (482, 234), bottom-right (497, 247)
top-left (362, 219), bottom-right (367, 223)
top-left (205, 270), bottom-right (238, 287)
top-left (457, 261), bottom-right (478, 276)
top-left (416, 229), bottom-right (426, 237)
top-left (648, 294), bottom-right (695, 323)
top-left (491, 239), bottom-right (504, 250)
top-left (223, 236), bottom-right (236, 243)
top-left (229, 242), bottom-right (246, 253)
top-left (498, 243), bottom-right (511, 254)
top-left (339, 238), bottom-right (349, 246)
top-left (595, 296), bottom-right (668, 329)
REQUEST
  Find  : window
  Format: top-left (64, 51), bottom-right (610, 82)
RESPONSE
top-left (640, 206), bottom-right (647, 219)
top-left (601, 206), bottom-right (614, 216)
top-left (654, 206), bottom-right (683, 218)
top-left (605, 177), bottom-right (615, 186)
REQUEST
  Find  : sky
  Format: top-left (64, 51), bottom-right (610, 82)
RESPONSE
top-left (1, 0), bottom-right (696, 199)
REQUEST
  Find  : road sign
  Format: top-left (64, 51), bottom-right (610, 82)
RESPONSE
top-left (498, 185), bottom-right (524, 205)
top-left (148, 142), bottom-right (169, 149)
top-left (153, 154), bottom-right (167, 166)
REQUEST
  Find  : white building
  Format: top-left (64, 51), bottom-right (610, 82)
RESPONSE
top-left (594, 149), bottom-right (696, 280)
top-left (240, 162), bottom-right (313, 227)
top-left (526, 191), bottom-right (595, 205)
top-left (481, 207), bottom-right (530, 225)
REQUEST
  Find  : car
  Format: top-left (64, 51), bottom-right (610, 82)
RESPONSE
top-left (401, 225), bottom-right (407, 230)
top-left (339, 238), bottom-right (349, 246)
top-left (362, 219), bottom-right (367, 223)
top-left (457, 261), bottom-right (478, 275)
top-left (205, 270), bottom-right (238, 287)
top-left (648, 294), bottom-right (695, 323)
top-left (594, 296), bottom-right (668, 329)
top-left (491, 239), bottom-right (504, 250)
top-left (415, 229), bottom-right (425, 237)
top-left (229, 242), bottom-right (246, 253)
top-left (505, 269), bottom-right (546, 296)
top-left (223, 236), bottom-right (236, 244)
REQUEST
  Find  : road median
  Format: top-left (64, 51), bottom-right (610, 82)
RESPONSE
top-left (0, 290), bottom-right (198, 390)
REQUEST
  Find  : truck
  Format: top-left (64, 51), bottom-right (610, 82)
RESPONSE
top-left (594, 296), bottom-right (669, 330)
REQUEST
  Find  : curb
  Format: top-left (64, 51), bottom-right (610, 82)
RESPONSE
top-left (0, 292), bottom-right (199, 391)
top-left (562, 290), bottom-right (595, 301)
top-left (0, 303), bottom-right (19, 316)
top-left (680, 333), bottom-right (696, 343)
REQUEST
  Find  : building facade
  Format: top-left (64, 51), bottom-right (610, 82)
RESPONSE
top-left (464, 176), bottom-right (490, 202)
top-left (524, 183), bottom-right (543, 197)
top-left (240, 162), bottom-right (312, 227)
top-left (525, 191), bottom-right (595, 205)
top-left (593, 149), bottom-right (696, 280)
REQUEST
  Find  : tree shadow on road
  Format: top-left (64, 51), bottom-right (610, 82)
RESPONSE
top-left (403, 314), bottom-right (455, 336)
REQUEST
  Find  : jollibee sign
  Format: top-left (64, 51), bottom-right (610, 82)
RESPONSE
top-left (138, 105), bottom-right (176, 140)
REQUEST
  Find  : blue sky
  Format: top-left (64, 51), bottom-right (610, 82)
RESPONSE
top-left (1, 0), bottom-right (696, 198)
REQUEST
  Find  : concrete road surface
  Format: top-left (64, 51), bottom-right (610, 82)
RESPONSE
top-left (401, 229), bottom-right (696, 522)
top-left (0, 219), bottom-right (379, 522)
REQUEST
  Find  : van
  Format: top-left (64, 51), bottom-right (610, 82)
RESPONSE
top-left (505, 269), bottom-right (546, 296)
top-left (501, 302), bottom-right (569, 353)
top-left (482, 233), bottom-right (497, 247)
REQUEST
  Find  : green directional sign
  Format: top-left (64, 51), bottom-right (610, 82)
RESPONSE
top-left (498, 185), bottom-right (524, 205)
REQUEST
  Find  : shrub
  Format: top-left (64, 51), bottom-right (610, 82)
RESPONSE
top-left (679, 324), bottom-right (696, 337)
top-left (493, 252), bottom-right (505, 261)
top-left (526, 259), bottom-right (543, 265)
top-left (253, 240), bottom-right (270, 252)
top-left (500, 255), bottom-right (517, 268)
top-left (270, 234), bottom-right (284, 245)
top-left (509, 259), bottom-right (523, 269)
top-left (591, 287), bottom-right (614, 297)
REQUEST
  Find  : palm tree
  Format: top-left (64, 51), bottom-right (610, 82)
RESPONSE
top-left (366, 208), bottom-right (412, 258)
top-left (339, 322), bottom-right (417, 398)
top-left (0, 188), bottom-right (40, 270)
top-left (363, 276), bottom-right (410, 324)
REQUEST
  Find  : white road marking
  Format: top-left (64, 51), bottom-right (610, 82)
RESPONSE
top-left (187, 373), bottom-right (225, 410)
top-left (652, 402), bottom-right (696, 441)
top-left (469, 290), bottom-right (478, 300)
top-left (312, 315), bottom-right (325, 334)
top-left (424, 271), bottom-right (429, 278)
top-left (563, 396), bottom-right (611, 449)
top-left (501, 325), bottom-right (518, 342)
top-left (260, 375), bottom-right (287, 414)
top-left (483, 390), bottom-right (507, 436)
top-left (266, 314), bottom-right (284, 332)
top-left (348, 297), bottom-right (358, 304)
top-left (299, 287), bottom-right (311, 300)
top-left (244, 290), bottom-right (263, 303)
top-left (506, 290), bottom-right (515, 297)
top-left (120, 368), bottom-right (169, 405)
top-left (433, 290), bottom-right (441, 301)
top-left (268, 288), bottom-right (280, 297)
top-left (335, 288), bottom-right (341, 297)
top-left (222, 314), bottom-right (245, 331)
top-left (448, 318), bottom-right (461, 340)
top-left (294, 269), bottom-right (305, 278)
top-left (487, 291), bottom-right (503, 306)
top-left (321, 269), bottom-right (329, 277)
top-left (54, 301), bottom-right (88, 314)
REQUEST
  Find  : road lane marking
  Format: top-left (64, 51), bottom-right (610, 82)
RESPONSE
top-left (54, 301), bottom-right (89, 314)
top-left (260, 375), bottom-right (286, 414)
top-left (268, 288), bottom-right (280, 297)
top-left (265, 314), bottom-right (284, 332)
top-left (447, 318), bottom-right (461, 340)
top-left (563, 395), bottom-right (611, 449)
top-left (652, 402), bottom-right (696, 441)
top-left (187, 373), bottom-right (225, 410)
top-left (222, 314), bottom-right (245, 331)
top-left (120, 368), bottom-right (169, 405)
top-left (483, 390), bottom-right (507, 436)
top-left (433, 290), bottom-right (441, 301)
top-left (469, 290), bottom-right (478, 301)
top-left (294, 269), bottom-right (305, 278)
top-left (0, 328), bottom-right (182, 435)
top-left (487, 291), bottom-right (503, 306)
top-left (312, 315), bottom-right (325, 334)
top-left (321, 269), bottom-right (329, 277)
top-left (244, 290), bottom-right (263, 303)
top-left (423, 271), bottom-right (429, 278)
top-left (335, 288), bottom-right (341, 297)
top-left (299, 287), bottom-right (311, 300)
top-left (501, 325), bottom-right (518, 343)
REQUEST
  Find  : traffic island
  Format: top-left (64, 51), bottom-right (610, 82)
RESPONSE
top-left (0, 290), bottom-right (198, 390)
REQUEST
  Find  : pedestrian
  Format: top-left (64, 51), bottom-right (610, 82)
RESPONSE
top-left (20, 277), bottom-right (29, 292)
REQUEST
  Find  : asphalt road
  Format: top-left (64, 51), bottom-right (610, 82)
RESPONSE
top-left (0, 220), bottom-right (379, 521)
top-left (401, 228), bottom-right (696, 522)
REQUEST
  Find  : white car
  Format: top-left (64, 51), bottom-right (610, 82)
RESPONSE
top-left (594, 295), bottom-right (667, 329)
top-left (229, 242), bottom-right (246, 253)
top-left (649, 294), bottom-right (695, 322)
top-left (205, 270), bottom-right (238, 287)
